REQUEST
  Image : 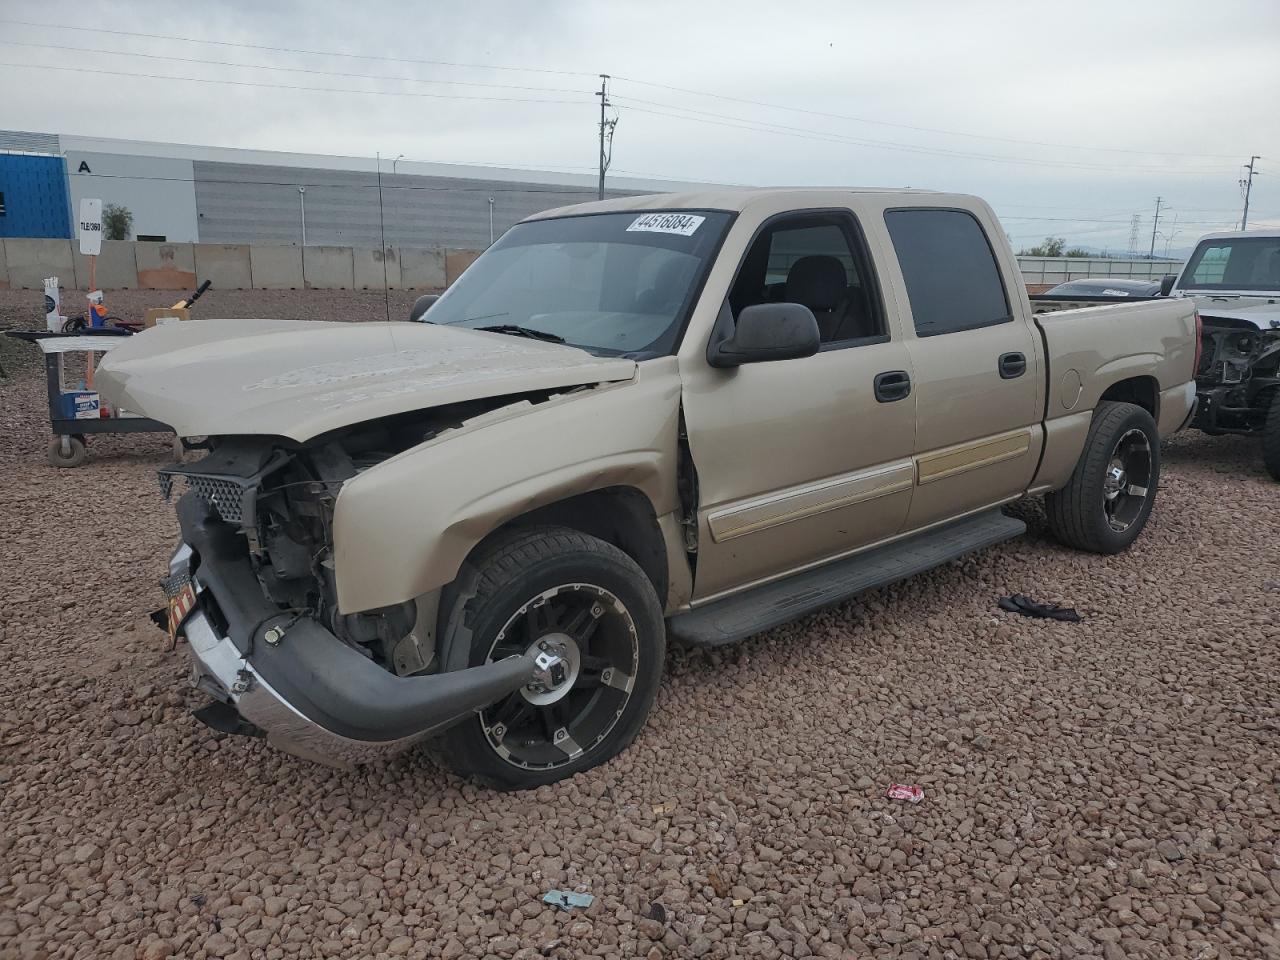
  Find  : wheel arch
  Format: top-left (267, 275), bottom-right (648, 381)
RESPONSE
top-left (486, 485), bottom-right (669, 605)
top-left (1097, 374), bottom-right (1160, 422)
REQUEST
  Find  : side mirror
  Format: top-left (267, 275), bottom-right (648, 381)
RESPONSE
top-left (1159, 275), bottom-right (1176, 297)
top-left (409, 294), bottom-right (440, 322)
top-left (708, 303), bottom-right (821, 368)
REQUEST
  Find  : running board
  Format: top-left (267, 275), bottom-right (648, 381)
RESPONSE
top-left (669, 509), bottom-right (1026, 648)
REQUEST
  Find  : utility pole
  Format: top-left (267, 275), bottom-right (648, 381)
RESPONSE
top-left (1241, 156), bottom-right (1260, 230)
top-left (596, 74), bottom-right (616, 200)
top-left (1148, 196), bottom-right (1163, 259)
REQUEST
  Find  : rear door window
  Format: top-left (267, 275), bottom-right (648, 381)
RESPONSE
top-left (884, 209), bottom-right (1012, 337)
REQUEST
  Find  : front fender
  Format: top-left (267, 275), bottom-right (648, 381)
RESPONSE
top-left (332, 359), bottom-right (684, 613)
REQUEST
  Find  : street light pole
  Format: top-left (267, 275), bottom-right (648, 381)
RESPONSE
top-left (596, 74), bottom-right (614, 201)
top-left (298, 186), bottom-right (306, 246)
top-left (1241, 156), bottom-right (1260, 230)
top-left (1148, 197), bottom-right (1162, 258)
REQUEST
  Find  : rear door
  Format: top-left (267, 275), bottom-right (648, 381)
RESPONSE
top-left (879, 207), bottom-right (1044, 530)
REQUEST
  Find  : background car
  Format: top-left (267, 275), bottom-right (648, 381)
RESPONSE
top-left (1042, 277), bottom-right (1163, 298)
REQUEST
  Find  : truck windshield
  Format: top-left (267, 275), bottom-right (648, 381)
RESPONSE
top-left (1180, 236), bottom-right (1280, 292)
top-left (424, 210), bottom-right (732, 356)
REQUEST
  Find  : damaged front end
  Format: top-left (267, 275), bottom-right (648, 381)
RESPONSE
top-left (159, 412), bottom-right (539, 768)
top-left (1192, 317), bottom-right (1280, 435)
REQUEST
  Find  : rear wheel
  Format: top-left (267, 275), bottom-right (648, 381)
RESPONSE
top-left (433, 526), bottom-right (665, 790)
top-left (1046, 401), bottom-right (1159, 554)
top-left (1261, 391), bottom-right (1280, 481)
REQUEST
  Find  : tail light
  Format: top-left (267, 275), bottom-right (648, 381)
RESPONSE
top-left (1193, 310), bottom-right (1203, 374)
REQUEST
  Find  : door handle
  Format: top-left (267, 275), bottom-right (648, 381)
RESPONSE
top-left (874, 370), bottom-right (911, 403)
top-left (998, 352), bottom-right (1027, 379)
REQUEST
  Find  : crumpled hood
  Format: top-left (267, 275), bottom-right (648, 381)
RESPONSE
top-left (1193, 297), bottom-right (1280, 331)
top-left (96, 319), bottom-right (637, 442)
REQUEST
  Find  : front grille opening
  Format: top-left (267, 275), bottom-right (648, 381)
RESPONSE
top-left (158, 469), bottom-right (252, 526)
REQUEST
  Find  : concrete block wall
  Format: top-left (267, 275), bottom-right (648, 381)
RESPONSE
top-left (0, 238), bottom-right (481, 292)
top-left (135, 242), bottom-right (197, 290)
top-left (302, 246), bottom-right (355, 289)
top-left (249, 245), bottom-right (304, 289)
top-left (1, 240), bottom-right (1190, 296)
top-left (400, 247), bottom-right (446, 289)
top-left (4, 239), bottom-right (76, 290)
top-left (445, 249), bottom-right (483, 286)
top-left (194, 244), bottom-right (253, 289)
top-left (73, 240), bottom-right (139, 289)
top-left (353, 247), bottom-right (401, 290)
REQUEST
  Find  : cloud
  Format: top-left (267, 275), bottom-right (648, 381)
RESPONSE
top-left (3, 0), bottom-right (1275, 254)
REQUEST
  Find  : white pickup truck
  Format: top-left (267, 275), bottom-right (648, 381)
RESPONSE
top-left (98, 188), bottom-right (1199, 789)
top-left (1166, 230), bottom-right (1280, 478)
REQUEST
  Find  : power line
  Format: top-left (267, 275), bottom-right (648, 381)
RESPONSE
top-left (4, 16), bottom-right (1254, 170)
top-left (609, 75), bottom-right (1242, 161)
top-left (0, 18), bottom-right (597, 78)
top-left (613, 101), bottom-right (1236, 176)
top-left (0, 61), bottom-right (586, 105)
top-left (998, 214), bottom-right (1241, 225)
top-left (613, 95), bottom-right (1233, 173)
top-left (0, 39), bottom-right (590, 94)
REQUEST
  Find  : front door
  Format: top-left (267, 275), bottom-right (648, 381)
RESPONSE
top-left (681, 209), bottom-right (918, 600)
top-left (881, 208), bottom-right (1043, 530)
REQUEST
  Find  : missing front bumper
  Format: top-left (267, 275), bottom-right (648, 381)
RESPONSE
top-left (170, 534), bottom-right (536, 769)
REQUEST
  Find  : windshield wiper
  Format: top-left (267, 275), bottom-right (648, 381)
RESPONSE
top-left (476, 323), bottom-right (566, 344)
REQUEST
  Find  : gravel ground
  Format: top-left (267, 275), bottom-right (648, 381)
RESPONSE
top-left (1, 288), bottom-right (1278, 960)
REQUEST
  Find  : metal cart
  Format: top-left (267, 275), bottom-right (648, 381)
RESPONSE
top-left (5, 330), bottom-right (175, 468)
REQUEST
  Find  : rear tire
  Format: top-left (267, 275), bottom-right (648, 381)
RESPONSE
top-left (432, 526), bottom-right (665, 790)
top-left (1046, 401), bottom-right (1159, 554)
top-left (1261, 391), bottom-right (1280, 482)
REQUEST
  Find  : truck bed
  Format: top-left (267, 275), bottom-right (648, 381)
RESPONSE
top-left (1027, 297), bottom-right (1198, 493)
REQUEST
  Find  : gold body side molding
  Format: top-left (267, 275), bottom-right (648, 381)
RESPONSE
top-left (708, 461), bottom-right (915, 542)
top-left (916, 429), bottom-right (1033, 485)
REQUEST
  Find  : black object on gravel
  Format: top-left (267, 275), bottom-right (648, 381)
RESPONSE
top-left (998, 594), bottom-right (1082, 622)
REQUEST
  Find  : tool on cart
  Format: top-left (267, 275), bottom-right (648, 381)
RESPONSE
top-left (143, 279), bottom-right (212, 329)
top-left (58, 290), bottom-right (130, 334)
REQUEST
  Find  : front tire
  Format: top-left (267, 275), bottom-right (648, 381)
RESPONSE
top-left (433, 526), bottom-right (665, 790)
top-left (1261, 390), bottom-right (1280, 481)
top-left (1046, 401), bottom-right (1159, 554)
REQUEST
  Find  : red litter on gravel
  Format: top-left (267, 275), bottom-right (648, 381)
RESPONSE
top-left (886, 783), bottom-right (925, 803)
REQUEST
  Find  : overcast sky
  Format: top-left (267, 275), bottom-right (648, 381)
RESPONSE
top-left (3, 0), bottom-right (1276, 255)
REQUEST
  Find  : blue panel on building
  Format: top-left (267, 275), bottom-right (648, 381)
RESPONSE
top-left (0, 154), bottom-right (71, 238)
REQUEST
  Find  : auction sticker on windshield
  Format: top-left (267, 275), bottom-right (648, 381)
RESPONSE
top-left (627, 213), bottom-right (705, 236)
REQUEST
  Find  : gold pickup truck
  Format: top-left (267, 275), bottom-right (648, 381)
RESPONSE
top-left (98, 188), bottom-right (1199, 789)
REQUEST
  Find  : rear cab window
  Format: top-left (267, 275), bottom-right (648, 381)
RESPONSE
top-left (884, 208), bottom-right (1012, 337)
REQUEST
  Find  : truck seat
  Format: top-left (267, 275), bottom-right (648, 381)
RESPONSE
top-left (785, 256), bottom-right (877, 342)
